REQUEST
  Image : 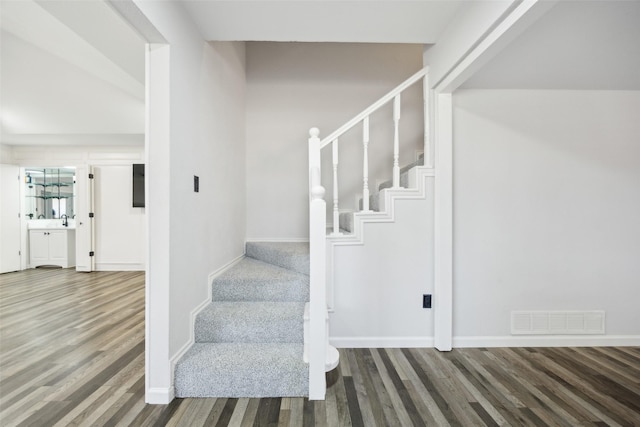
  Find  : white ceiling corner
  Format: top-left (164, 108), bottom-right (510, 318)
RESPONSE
top-left (461, 0), bottom-right (640, 90)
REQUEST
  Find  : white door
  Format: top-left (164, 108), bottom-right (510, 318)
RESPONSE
top-left (75, 166), bottom-right (94, 271)
top-left (0, 164), bottom-right (21, 273)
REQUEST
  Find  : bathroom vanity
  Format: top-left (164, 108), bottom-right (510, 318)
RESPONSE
top-left (29, 226), bottom-right (76, 268)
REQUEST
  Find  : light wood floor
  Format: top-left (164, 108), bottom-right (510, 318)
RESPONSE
top-left (1, 268), bottom-right (639, 426)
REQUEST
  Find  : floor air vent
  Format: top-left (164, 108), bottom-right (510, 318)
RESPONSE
top-left (511, 311), bottom-right (605, 335)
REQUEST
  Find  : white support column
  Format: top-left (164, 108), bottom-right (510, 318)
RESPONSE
top-left (145, 42), bottom-right (173, 404)
top-left (362, 117), bottom-right (371, 212)
top-left (423, 74), bottom-right (432, 168)
top-left (332, 140), bottom-right (341, 235)
top-left (434, 92), bottom-right (453, 351)
top-left (308, 128), bottom-right (327, 400)
top-left (392, 94), bottom-right (401, 188)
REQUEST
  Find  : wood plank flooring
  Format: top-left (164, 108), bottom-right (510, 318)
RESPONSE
top-left (1, 268), bottom-right (639, 426)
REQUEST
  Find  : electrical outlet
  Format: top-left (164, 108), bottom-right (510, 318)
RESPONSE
top-left (423, 294), bottom-right (432, 309)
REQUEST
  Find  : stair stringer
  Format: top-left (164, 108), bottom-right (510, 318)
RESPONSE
top-left (329, 166), bottom-right (435, 247)
top-left (325, 166), bottom-right (435, 314)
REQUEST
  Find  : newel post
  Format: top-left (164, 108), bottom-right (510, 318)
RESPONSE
top-left (308, 127), bottom-right (327, 400)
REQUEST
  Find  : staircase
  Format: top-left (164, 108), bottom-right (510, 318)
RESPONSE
top-left (339, 153), bottom-right (424, 233)
top-left (174, 242), bottom-right (310, 398)
top-left (175, 66), bottom-right (430, 400)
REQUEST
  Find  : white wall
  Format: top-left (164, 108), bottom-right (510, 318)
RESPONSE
top-left (93, 165), bottom-right (145, 270)
top-left (452, 89), bottom-right (640, 344)
top-left (246, 42), bottom-right (424, 239)
top-left (133, 0), bottom-right (247, 403)
top-left (164, 39), bottom-right (246, 356)
top-left (330, 178), bottom-right (434, 347)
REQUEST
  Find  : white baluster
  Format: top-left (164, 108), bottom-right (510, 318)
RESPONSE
top-left (423, 74), bottom-right (432, 168)
top-left (332, 140), bottom-right (341, 235)
top-left (393, 94), bottom-right (401, 188)
top-left (362, 117), bottom-right (370, 212)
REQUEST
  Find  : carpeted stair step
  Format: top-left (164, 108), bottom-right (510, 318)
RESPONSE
top-left (195, 301), bottom-right (305, 343)
top-left (212, 257), bottom-right (309, 302)
top-left (375, 156), bottom-right (424, 194)
top-left (246, 242), bottom-right (309, 275)
top-left (339, 157), bottom-right (425, 234)
top-left (174, 343), bottom-right (308, 398)
top-left (339, 211), bottom-right (354, 234)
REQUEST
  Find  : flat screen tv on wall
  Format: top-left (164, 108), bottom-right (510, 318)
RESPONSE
top-left (133, 164), bottom-right (145, 208)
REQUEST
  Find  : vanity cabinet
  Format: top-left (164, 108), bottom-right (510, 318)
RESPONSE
top-left (29, 229), bottom-right (76, 268)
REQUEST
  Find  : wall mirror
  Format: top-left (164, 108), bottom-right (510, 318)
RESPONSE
top-left (24, 167), bottom-right (76, 219)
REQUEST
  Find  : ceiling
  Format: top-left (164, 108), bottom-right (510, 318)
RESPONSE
top-left (1, 1), bottom-right (638, 147)
top-left (0, 0), bottom-right (146, 146)
top-left (180, 0), bottom-right (463, 43)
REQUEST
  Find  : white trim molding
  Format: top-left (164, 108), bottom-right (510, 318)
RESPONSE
top-left (246, 238), bottom-right (310, 243)
top-left (95, 262), bottom-right (145, 271)
top-left (433, 92), bottom-right (453, 352)
top-left (331, 337), bottom-right (435, 348)
top-left (453, 335), bottom-right (640, 348)
top-left (146, 387), bottom-right (174, 405)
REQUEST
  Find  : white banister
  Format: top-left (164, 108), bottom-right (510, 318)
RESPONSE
top-left (332, 140), bottom-right (340, 235)
top-left (319, 67), bottom-right (429, 149)
top-left (362, 117), bottom-right (370, 212)
top-left (392, 94), bottom-right (401, 188)
top-left (307, 67), bottom-right (430, 400)
top-left (308, 128), bottom-right (327, 400)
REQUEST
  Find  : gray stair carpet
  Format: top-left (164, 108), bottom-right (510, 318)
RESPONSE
top-left (246, 241), bottom-right (309, 275)
top-left (174, 242), bottom-right (310, 398)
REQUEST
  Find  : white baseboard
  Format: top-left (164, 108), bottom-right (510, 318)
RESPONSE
top-left (207, 254), bottom-right (245, 289)
top-left (330, 336), bottom-right (434, 348)
top-left (95, 262), bottom-right (145, 271)
top-left (246, 238), bottom-right (309, 243)
top-left (146, 387), bottom-right (174, 404)
top-left (453, 335), bottom-right (640, 348)
top-left (330, 335), bottom-right (640, 348)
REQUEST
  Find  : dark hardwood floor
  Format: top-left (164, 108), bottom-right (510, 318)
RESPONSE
top-left (1, 268), bottom-right (639, 426)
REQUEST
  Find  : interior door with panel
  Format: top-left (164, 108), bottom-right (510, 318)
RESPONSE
top-left (0, 164), bottom-right (21, 273)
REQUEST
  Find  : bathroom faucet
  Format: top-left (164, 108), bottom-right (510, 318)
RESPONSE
top-left (61, 214), bottom-right (68, 227)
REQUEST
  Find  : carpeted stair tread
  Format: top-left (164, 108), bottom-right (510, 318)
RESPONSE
top-left (195, 301), bottom-right (305, 343)
top-left (174, 343), bottom-right (308, 398)
top-left (246, 242), bottom-right (309, 275)
top-left (340, 158), bottom-right (425, 234)
top-left (212, 257), bottom-right (309, 302)
top-left (377, 155), bottom-right (424, 193)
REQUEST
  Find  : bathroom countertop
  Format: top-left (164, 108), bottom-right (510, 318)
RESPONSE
top-left (28, 219), bottom-right (77, 230)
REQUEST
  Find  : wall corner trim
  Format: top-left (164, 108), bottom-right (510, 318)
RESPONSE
top-left (146, 387), bottom-right (174, 405)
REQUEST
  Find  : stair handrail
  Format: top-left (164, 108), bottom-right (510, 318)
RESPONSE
top-left (318, 67), bottom-right (429, 149)
top-left (314, 66), bottom-right (430, 235)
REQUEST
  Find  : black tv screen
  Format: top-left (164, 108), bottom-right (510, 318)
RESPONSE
top-left (133, 164), bottom-right (145, 207)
